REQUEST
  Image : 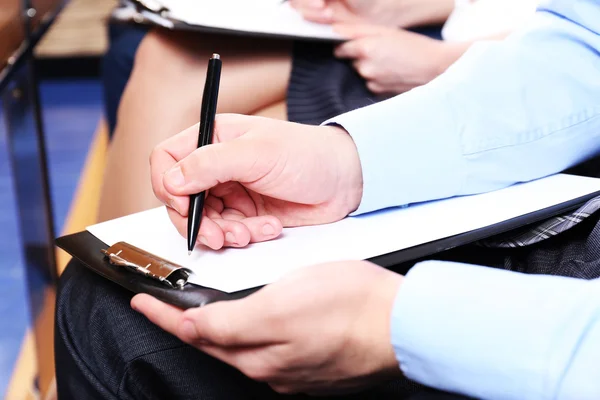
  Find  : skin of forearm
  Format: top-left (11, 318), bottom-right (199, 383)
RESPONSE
top-left (433, 30), bottom-right (512, 78)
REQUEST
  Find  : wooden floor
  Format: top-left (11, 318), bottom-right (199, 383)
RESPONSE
top-left (36, 0), bottom-right (117, 58)
top-left (6, 1), bottom-right (115, 397)
top-left (6, 121), bottom-right (108, 400)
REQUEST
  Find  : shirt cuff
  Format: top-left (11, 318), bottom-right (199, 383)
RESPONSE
top-left (390, 260), bottom-right (591, 400)
top-left (322, 85), bottom-right (466, 215)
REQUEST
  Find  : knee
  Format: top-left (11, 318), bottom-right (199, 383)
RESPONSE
top-left (56, 262), bottom-right (180, 387)
top-left (133, 30), bottom-right (207, 78)
top-left (56, 262), bottom-right (131, 386)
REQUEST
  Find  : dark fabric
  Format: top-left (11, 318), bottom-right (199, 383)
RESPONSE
top-left (101, 22), bottom-right (148, 137)
top-left (54, 261), bottom-right (468, 400)
top-left (286, 40), bottom-right (383, 126)
top-left (287, 26), bottom-right (443, 125)
top-left (479, 195), bottom-right (600, 248)
top-left (492, 210), bottom-right (600, 279)
top-left (439, 209), bottom-right (600, 280)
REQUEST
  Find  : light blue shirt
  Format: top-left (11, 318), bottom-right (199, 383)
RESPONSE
top-left (327, 0), bottom-right (600, 398)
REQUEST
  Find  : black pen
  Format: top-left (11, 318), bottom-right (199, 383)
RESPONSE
top-left (187, 53), bottom-right (222, 255)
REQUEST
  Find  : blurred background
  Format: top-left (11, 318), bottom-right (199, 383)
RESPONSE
top-left (1, 0), bottom-right (115, 398)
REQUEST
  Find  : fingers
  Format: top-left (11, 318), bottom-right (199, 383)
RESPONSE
top-left (167, 207), bottom-right (224, 249)
top-left (334, 37), bottom-right (371, 59)
top-left (352, 59), bottom-right (377, 80)
top-left (289, 0), bottom-right (326, 9)
top-left (150, 124), bottom-right (200, 210)
top-left (131, 294), bottom-right (185, 334)
top-left (366, 81), bottom-right (388, 94)
top-left (130, 294), bottom-right (249, 372)
top-left (210, 182), bottom-right (257, 219)
top-left (161, 140), bottom-right (256, 197)
top-left (236, 215), bottom-right (283, 243)
top-left (131, 294), bottom-right (274, 347)
top-left (150, 113), bottom-right (269, 209)
top-left (166, 206), bottom-right (283, 250)
top-left (178, 294), bottom-right (279, 347)
top-left (289, 0), bottom-right (334, 24)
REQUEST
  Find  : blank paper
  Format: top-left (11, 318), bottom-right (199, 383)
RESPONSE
top-left (87, 174), bottom-right (600, 293)
top-left (152, 0), bottom-right (342, 41)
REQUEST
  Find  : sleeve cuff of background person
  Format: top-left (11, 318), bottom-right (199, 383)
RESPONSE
top-left (390, 260), bottom-right (600, 400)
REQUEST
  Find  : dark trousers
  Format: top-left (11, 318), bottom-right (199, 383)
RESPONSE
top-left (54, 261), bottom-right (469, 400)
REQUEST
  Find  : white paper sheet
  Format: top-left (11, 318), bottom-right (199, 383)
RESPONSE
top-left (151, 0), bottom-right (342, 41)
top-left (87, 174), bottom-right (600, 293)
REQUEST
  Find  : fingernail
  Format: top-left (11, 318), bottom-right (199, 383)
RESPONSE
top-left (165, 166), bottom-right (185, 188)
top-left (322, 7), bottom-right (333, 19)
top-left (167, 198), bottom-right (181, 214)
top-left (262, 224), bottom-right (275, 236)
top-left (181, 320), bottom-right (198, 338)
top-left (225, 232), bottom-right (237, 245)
top-left (198, 236), bottom-right (209, 246)
top-left (308, 0), bottom-right (325, 8)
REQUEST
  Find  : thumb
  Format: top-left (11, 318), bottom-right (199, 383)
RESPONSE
top-left (163, 139), bottom-right (263, 196)
top-left (162, 124), bottom-right (277, 196)
top-left (178, 295), bottom-right (274, 347)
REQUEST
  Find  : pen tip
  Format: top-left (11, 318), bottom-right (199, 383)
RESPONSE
top-left (211, 53), bottom-right (220, 60)
top-left (188, 250), bottom-right (192, 256)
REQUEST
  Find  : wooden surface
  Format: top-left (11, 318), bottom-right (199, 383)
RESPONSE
top-left (7, 121), bottom-right (108, 400)
top-left (0, 0), bottom-right (24, 69)
top-left (35, 0), bottom-right (117, 58)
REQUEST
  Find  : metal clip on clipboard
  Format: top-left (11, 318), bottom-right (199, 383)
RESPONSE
top-left (101, 242), bottom-right (192, 290)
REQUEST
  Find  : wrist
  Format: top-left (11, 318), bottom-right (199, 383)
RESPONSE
top-left (431, 40), bottom-right (471, 78)
top-left (324, 125), bottom-right (364, 215)
top-left (382, 273), bottom-right (405, 375)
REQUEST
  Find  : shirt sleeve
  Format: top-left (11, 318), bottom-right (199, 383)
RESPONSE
top-left (391, 261), bottom-right (600, 400)
top-left (324, 3), bottom-right (600, 216)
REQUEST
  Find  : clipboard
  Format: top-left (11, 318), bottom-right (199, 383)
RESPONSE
top-left (56, 188), bottom-right (600, 310)
top-left (110, 0), bottom-right (346, 43)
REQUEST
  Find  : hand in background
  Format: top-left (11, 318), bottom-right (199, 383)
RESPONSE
top-left (334, 24), bottom-right (469, 94)
top-left (289, 0), bottom-right (455, 28)
top-left (132, 260), bottom-right (403, 395)
top-left (150, 114), bottom-right (363, 250)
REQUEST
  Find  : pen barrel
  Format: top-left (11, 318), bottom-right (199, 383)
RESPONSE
top-left (198, 58), bottom-right (222, 148)
top-left (187, 193), bottom-right (206, 250)
top-left (188, 56), bottom-right (221, 252)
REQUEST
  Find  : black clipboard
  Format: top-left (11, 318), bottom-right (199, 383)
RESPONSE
top-left (56, 189), bottom-right (600, 310)
top-left (111, 0), bottom-right (346, 43)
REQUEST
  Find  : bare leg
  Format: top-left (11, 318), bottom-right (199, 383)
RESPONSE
top-left (253, 101), bottom-right (287, 120)
top-left (98, 29), bottom-right (292, 222)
